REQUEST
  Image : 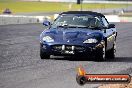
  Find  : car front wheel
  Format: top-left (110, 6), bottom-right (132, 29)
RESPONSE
top-left (106, 41), bottom-right (116, 59)
top-left (95, 44), bottom-right (106, 61)
top-left (40, 49), bottom-right (50, 59)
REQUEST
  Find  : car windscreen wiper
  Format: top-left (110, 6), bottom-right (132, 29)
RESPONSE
top-left (87, 26), bottom-right (101, 30)
top-left (57, 25), bottom-right (79, 28)
top-left (57, 25), bottom-right (90, 28)
top-left (57, 24), bottom-right (69, 28)
top-left (67, 25), bottom-right (89, 28)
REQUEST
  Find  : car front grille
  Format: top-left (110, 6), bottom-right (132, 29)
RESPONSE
top-left (52, 45), bottom-right (62, 50)
top-left (52, 45), bottom-right (85, 52)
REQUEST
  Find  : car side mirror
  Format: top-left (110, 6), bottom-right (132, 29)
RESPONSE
top-left (108, 24), bottom-right (115, 28)
top-left (43, 21), bottom-right (51, 26)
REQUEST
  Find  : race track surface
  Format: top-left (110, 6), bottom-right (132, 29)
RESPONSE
top-left (0, 23), bottom-right (132, 88)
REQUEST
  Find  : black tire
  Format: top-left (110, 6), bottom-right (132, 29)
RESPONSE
top-left (95, 43), bottom-right (106, 61)
top-left (40, 49), bottom-right (50, 59)
top-left (106, 41), bottom-right (116, 59)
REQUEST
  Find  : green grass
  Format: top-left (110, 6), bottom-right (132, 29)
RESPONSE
top-left (0, 1), bottom-right (132, 14)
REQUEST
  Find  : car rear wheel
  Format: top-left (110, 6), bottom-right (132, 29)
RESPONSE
top-left (40, 49), bottom-right (50, 59)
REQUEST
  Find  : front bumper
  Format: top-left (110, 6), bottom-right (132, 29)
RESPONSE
top-left (40, 42), bottom-right (104, 57)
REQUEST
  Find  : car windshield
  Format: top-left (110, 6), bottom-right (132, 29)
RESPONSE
top-left (51, 15), bottom-right (102, 29)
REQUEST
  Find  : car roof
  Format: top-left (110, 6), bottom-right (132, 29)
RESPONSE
top-left (60, 11), bottom-right (105, 17)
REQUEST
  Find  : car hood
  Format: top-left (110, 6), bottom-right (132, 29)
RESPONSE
top-left (41, 27), bottom-right (103, 43)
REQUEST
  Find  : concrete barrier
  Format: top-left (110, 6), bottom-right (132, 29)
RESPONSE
top-left (105, 15), bottom-right (120, 22)
top-left (0, 14), bottom-right (132, 25)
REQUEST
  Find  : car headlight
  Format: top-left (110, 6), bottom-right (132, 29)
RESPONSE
top-left (83, 38), bottom-right (98, 43)
top-left (42, 36), bottom-right (54, 42)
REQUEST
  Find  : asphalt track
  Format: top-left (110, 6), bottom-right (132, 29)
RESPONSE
top-left (0, 23), bottom-right (132, 88)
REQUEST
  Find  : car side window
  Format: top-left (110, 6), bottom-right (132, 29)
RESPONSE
top-left (102, 17), bottom-right (109, 27)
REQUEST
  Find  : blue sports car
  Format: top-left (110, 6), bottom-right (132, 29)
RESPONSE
top-left (40, 11), bottom-right (117, 61)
